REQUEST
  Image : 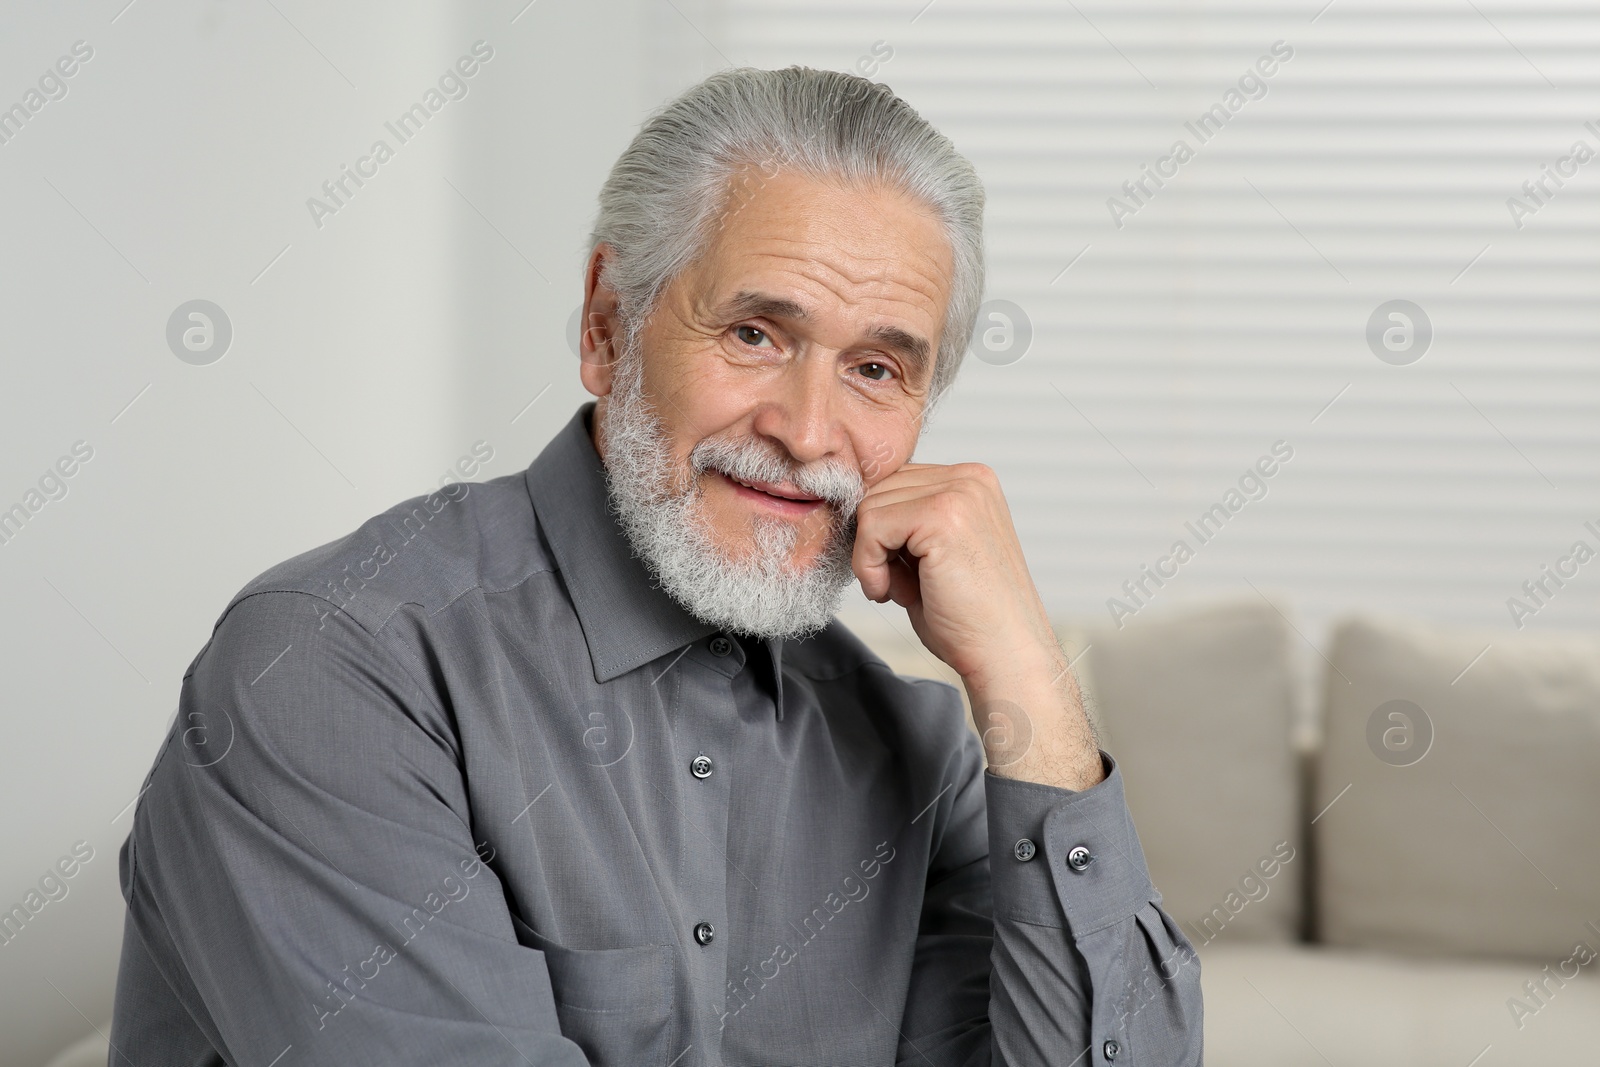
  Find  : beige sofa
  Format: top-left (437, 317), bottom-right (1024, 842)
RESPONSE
top-left (849, 598), bottom-right (1600, 1065)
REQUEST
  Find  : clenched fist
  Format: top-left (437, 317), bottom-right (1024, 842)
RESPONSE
top-left (853, 462), bottom-right (1104, 790)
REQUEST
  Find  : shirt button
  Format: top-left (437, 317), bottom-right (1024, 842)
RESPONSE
top-left (1103, 1038), bottom-right (1119, 1060)
top-left (1013, 838), bottom-right (1037, 862)
top-left (690, 754), bottom-right (714, 779)
top-left (693, 921), bottom-right (715, 946)
top-left (709, 635), bottom-right (733, 657)
top-left (1067, 845), bottom-right (1093, 871)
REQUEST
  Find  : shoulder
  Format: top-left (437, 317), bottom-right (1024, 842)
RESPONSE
top-left (214, 467), bottom-right (552, 650)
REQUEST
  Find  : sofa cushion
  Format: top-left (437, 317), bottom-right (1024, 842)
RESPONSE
top-left (1317, 614), bottom-right (1600, 959)
top-left (1068, 598), bottom-right (1303, 944)
top-left (1202, 941), bottom-right (1600, 1067)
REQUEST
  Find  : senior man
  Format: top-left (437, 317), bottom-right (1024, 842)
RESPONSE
top-left (112, 67), bottom-right (1202, 1065)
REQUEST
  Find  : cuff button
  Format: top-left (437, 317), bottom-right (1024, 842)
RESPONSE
top-left (1067, 845), bottom-right (1093, 871)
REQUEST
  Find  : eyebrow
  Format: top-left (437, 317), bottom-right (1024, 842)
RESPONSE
top-left (715, 290), bottom-right (932, 384)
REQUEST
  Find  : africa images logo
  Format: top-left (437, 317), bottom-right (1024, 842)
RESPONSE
top-left (306, 41), bottom-right (494, 229)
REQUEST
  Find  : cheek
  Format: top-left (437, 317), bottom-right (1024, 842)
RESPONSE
top-left (857, 430), bottom-right (915, 486)
top-left (642, 350), bottom-right (747, 450)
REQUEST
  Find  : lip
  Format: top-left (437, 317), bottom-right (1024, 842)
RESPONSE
top-left (714, 471), bottom-right (827, 516)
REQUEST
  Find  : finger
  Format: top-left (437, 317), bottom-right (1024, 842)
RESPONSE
top-left (852, 496), bottom-right (941, 601)
top-left (860, 462), bottom-right (958, 498)
top-left (858, 485), bottom-right (1007, 551)
top-left (885, 551), bottom-right (921, 610)
top-left (860, 463), bottom-right (998, 507)
top-left (857, 482), bottom-right (964, 514)
top-left (852, 521), bottom-right (899, 603)
top-left (852, 500), bottom-right (917, 601)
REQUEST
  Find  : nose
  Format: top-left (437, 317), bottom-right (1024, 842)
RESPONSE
top-left (748, 348), bottom-right (849, 468)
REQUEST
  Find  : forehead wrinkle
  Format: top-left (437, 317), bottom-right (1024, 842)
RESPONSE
top-left (754, 221), bottom-right (947, 287)
top-left (740, 243), bottom-right (947, 322)
top-left (820, 178), bottom-right (953, 287)
top-left (803, 171), bottom-right (948, 243)
top-left (817, 246), bottom-right (948, 303)
top-left (705, 169), bottom-right (953, 297)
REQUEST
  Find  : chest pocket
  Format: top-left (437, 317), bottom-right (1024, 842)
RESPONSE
top-left (510, 913), bottom-right (678, 1066)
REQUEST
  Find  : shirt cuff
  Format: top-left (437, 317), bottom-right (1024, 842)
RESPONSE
top-left (984, 750), bottom-right (1158, 935)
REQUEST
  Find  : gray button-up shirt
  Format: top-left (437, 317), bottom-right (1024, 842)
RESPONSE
top-left (112, 404), bottom-right (1203, 1066)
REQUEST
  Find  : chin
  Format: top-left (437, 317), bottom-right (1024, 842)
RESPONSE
top-left (713, 527), bottom-right (828, 574)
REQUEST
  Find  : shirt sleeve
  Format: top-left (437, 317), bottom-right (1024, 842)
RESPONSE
top-left (896, 727), bottom-right (1204, 1066)
top-left (113, 590), bottom-right (592, 1067)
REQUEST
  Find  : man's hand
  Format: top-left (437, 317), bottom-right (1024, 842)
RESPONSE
top-left (852, 462), bottom-right (1104, 791)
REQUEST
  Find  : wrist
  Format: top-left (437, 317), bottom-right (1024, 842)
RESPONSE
top-left (956, 631), bottom-right (1062, 700)
top-left (962, 646), bottom-right (1103, 791)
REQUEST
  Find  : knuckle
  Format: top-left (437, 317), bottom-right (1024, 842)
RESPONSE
top-left (930, 492), bottom-right (961, 522)
top-left (958, 461), bottom-right (997, 484)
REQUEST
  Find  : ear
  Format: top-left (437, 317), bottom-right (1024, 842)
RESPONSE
top-left (579, 244), bottom-right (624, 398)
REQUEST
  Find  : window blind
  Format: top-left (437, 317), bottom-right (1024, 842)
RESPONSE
top-left (655, 0), bottom-right (1600, 650)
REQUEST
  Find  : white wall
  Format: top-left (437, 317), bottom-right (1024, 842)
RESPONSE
top-left (0, 2), bottom-right (655, 1062)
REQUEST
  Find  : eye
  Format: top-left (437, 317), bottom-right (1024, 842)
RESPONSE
top-left (855, 361), bottom-right (894, 382)
top-left (735, 325), bottom-right (773, 348)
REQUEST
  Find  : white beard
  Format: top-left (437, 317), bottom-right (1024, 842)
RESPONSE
top-left (597, 340), bottom-right (865, 641)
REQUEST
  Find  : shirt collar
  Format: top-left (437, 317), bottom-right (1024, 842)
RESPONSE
top-left (524, 403), bottom-right (786, 719)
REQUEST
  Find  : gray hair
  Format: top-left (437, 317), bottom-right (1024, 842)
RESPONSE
top-left (588, 65), bottom-right (986, 409)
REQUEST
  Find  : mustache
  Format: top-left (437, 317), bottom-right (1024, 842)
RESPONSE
top-left (688, 434), bottom-right (865, 512)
